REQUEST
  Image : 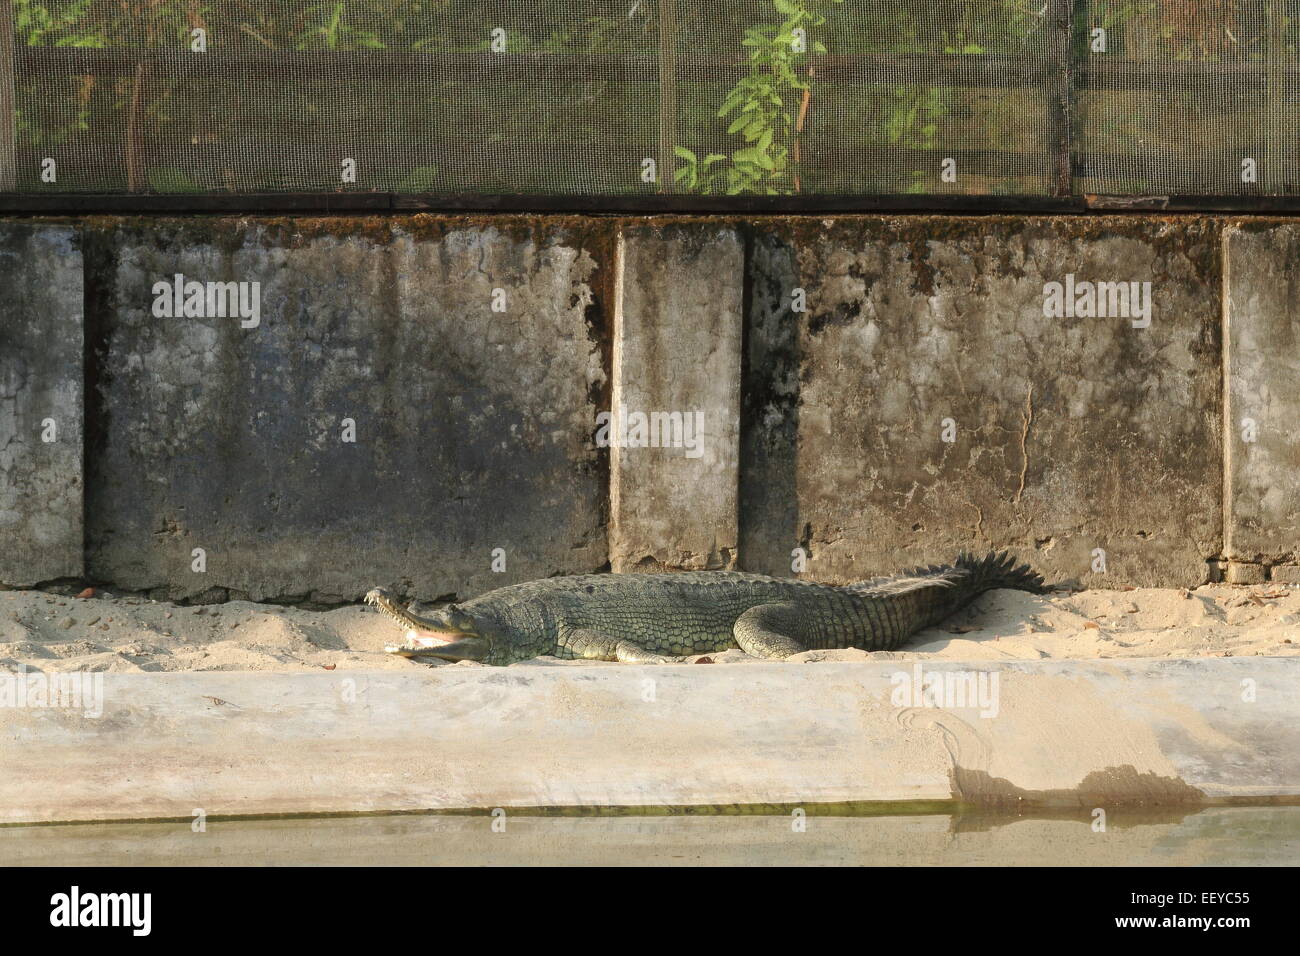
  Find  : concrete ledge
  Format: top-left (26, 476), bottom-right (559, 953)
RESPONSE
top-left (1, 658), bottom-right (1294, 825)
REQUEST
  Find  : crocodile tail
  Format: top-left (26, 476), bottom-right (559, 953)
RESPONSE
top-left (847, 550), bottom-right (1045, 632)
top-left (915, 550), bottom-right (1046, 628)
top-left (952, 550), bottom-right (1046, 595)
top-left (847, 550), bottom-right (1044, 597)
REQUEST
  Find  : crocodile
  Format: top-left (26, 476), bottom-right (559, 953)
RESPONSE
top-left (364, 550), bottom-right (1045, 665)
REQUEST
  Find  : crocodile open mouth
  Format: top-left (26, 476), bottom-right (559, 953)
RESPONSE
top-left (364, 587), bottom-right (435, 632)
top-left (364, 587), bottom-right (489, 661)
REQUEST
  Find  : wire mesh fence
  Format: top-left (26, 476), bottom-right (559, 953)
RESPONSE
top-left (1, 1), bottom-right (1297, 201)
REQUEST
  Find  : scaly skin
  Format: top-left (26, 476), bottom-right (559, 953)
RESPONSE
top-left (365, 551), bottom-right (1045, 665)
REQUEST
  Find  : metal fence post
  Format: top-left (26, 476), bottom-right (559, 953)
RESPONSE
top-left (0, 0), bottom-right (16, 191)
top-left (1265, 1), bottom-right (1283, 194)
top-left (658, 0), bottom-right (677, 194)
top-left (1048, 0), bottom-right (1080, 198)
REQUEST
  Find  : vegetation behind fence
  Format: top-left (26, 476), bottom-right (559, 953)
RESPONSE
top-left (2, 0), bottom-right (1296, 200)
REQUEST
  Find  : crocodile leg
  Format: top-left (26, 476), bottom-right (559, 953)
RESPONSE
top-left (565, 628), bottom-right (671, 664)
top-left (733, 603), bottom-right (809, 659)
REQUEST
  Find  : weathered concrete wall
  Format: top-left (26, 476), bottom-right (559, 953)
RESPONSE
top-left (742, 217), bottom-right (1222, 588)
top-left (82, 217), bottom-right (610, 602)
top-left (610, 224), bottom-right (742, 571)
top-left (1224, 222), bottom-right (1300, 579)
top-left (0, 659), bottom-right (1293, 824)
top-left (0, 224), bottom-right (83, 585)
top-left (8, 212), bottom-right (1300, 595)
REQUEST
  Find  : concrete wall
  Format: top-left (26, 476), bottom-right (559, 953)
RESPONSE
top-left (742, 217), bottom-right (1222, 588)
top-left (0, 224), bottom-right (82, 585)
top-left (610, 225), bottom-right (742, 571)
top-left (81, 217), bottom-right (610, 602)
top-left (3, 214), bottom-right (1300, 596)
top-left (1224, 222), bottom-right (1300, 583)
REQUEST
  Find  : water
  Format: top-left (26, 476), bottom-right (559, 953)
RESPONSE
top-left (3, 806), bottom-right (1297, 866)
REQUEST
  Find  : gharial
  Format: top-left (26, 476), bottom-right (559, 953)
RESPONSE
top-left (364, 550), bottom-right (1045, 665)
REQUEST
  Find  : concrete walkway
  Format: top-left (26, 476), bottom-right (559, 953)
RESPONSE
top-left (1, 659), bottom-right (1295, 825)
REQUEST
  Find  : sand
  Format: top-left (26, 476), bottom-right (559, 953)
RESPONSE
top-left (0, 583), bottom-right (1296, 673)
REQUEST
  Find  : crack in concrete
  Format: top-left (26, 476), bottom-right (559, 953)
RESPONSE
top-left (1015, 383), bottom-right (1035, 506)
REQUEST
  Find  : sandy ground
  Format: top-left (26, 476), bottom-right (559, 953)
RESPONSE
top-left (0, 583), bottom-right (1296, 673)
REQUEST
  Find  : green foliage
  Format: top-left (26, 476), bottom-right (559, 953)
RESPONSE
top-left (294, 3), bottom-right (386, 51)
top-left (397, 164), bottom-right (441, 192)
top-left (1090, 1), bottom-right (1155, 58)
top-left (8, 1), bottom-right (1070, 195)
top-left (883, 86), bottom-right (944, 147)
top-left (147, 166), bottom-right (201, 192)
top-left (15, 0), bottom-right (105, 47)
top-left (676, 0), bottom-right (843, 195)
top-left (15, 104), bottom-right (90, 148)
top-left (16, 0), bottom-right (199, 48)
top-left (672, 147), bottom-right (725, 192)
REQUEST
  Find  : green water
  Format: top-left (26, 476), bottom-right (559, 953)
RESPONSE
top-left (3, 806), bottom-right (1297, 866)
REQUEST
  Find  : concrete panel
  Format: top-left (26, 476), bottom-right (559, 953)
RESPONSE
top-left (84, 217), bottom-right (610, 602)
top-left (1224, 222), bottom-right (1300, 564)
top-left (0, 224), bottom-right (83, 585)
top-left (0, 659), bottom-right (1293, 824)
top-left (742, 216), bottom-right (1222, 588)
top-left (610, 224), bottom-right (742, 571)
